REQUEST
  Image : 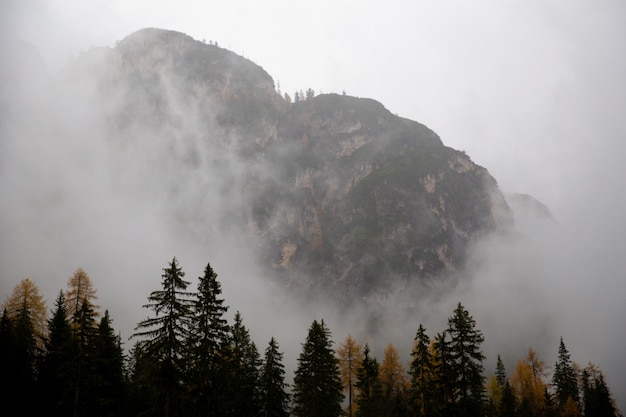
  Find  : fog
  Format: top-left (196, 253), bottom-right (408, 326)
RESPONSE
top-left (2, 0), bottom-right (625, 409)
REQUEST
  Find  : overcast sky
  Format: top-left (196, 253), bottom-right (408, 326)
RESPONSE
top-left (2, 0), bottom-right (626, 409)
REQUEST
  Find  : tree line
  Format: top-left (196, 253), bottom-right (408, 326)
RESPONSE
top-left (0, 257), bottom-right (621, 417)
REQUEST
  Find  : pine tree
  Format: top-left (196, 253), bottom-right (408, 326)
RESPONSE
top-left (189, 261), bottom-right (230, 416)
top-left (337, 334), bottom-right (363, 417)
top-left (409, 324), bottom-right (433, 417)
top-left (355, 344), bottom-right (384, 417)
top-left (552, 337), bottom-right (580, 408)
top-left (292, 319), bottom-right (344, 417)
top-left (446, 302), bottom-right (486, 417)
top-left (260, 337), bottom-right (290, 417)
top-left (495, 355), bottom-right (507, 387)
top-left (131, 257), bottom-right (196, 417)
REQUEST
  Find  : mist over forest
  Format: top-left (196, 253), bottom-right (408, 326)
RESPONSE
top-left (2, 1), bottom-right (626, 414)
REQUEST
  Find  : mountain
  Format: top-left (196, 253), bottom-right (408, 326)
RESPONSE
top-left (16, 28), bottom-right (517, 304)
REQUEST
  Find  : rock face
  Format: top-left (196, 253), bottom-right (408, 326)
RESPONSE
top-left (63, 28), bottom-right (514, 302)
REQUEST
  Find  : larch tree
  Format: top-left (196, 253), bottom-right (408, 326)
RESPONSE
top-left (379, 342), bottom-right (408, 416)
top-left (2, 277), bottom-right (48, 348)
top-left (552, 337), bottom-right (580, 408)
top-left (337, 334), bottom-right (363, 417)
top-left (131, 257), bottom-right (196, 417)
top-left (510, 347), bottom-right (548, 417)
top-left (446, 302), bottom-right (486, 417)
top-left (65, 268), bottom-right (99, 328)
top-left (260, 337), bottom-right (290, 417)
top-left (292, 319), bottom-right (344, 417)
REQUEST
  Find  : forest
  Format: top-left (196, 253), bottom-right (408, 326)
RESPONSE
top-left (0, 257), bottom-right (621, 417)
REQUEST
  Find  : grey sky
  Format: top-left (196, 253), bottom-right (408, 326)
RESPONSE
top-left (2, 0), bottom-right (626, 409)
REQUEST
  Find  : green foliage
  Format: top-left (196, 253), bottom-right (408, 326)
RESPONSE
top-left (552, 337), bottom-right (580, 408)
top-left (292, 319), bottom-right (344, 417)
top-left (260, 337), bottom-right (290, 417)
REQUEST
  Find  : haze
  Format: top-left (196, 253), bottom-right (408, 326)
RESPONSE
top-left (2, 0), bottom-right (625, 409)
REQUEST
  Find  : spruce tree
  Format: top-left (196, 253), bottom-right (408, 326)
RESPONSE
top-left (189, 261), bottom-right (230, 416)
top-left (355, 344), bottom-right (384, 417)
top-left (38, 291), bottom-right (77, 417)
top-left (409, 324), bottom-right (433, 417)
top-left (260, 337), bottom-right (290, 417)
top-left (446, 302), bottom-right (486, 417)
top-left (131, 257), bottom-right (196, 417)
top-left (292, 319), bottom-right (344, 417)
top-left (93, 310), bottom-right (127, 417)
top-left (552, 337), bottom-right (580, 407)
top-left (223, 311), bottom-right (262, 417)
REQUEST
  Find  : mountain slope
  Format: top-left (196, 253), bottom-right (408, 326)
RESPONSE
top-left (63, 28), bottom-right (514, 302)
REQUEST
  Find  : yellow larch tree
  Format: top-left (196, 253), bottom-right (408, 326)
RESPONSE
top-left (65, 267), bottom-right (99, 323)
top-left (2, 278), bottom-right (48, 347)
top-left (337, 334), bottom-right (364, 417)
top-left (379, 343), bottom-right (407, 401)
top-left (510, 347), bottom-right (548, 416)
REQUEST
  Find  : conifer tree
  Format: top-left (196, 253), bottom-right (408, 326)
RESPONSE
top-left (446, 302), bottom-right (486, 417)
top-left (355, 344), bottom-right (384, 417)
top-left (581, 363), bottom-right (620, 417)
top-left (431, 331), bottom-right (454, 416)
top-left (65, 268), bottom-right (99, 325)
top-left (379, 343), bottom-right (408, 415)
top-left (292, 319), bottom-right (344, 417)
top-left (2, 277), bottom-right (48, 348)
top-left (93, 310), bottom-right (127, 417)
top-left (223, 311), bottom-right (262, 417)
top-left (337, 334), bottom-right (363, 417)
top-left (38, 291), bottom-right (77, 417)
top-left (260, 337), bottom-right (290, 417)
top-left (131, 257), bottom-right (196, 417)
top-left (189, 261), bottom-right (230, 416)
top-left (409, 324), bottom-right (433, 417)
top-left (552, 337), bottom-right (580, 408)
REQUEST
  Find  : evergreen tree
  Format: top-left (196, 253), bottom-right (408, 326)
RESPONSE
top-left (38, 291), bottom-right (77, 417)
top-left (495, 355), bottom-right (507, 387)
top-left (499, 380), bottom-right (517, 417)
top-left (431, 331), bottom-right (454, 417)
top-left (409, 324), bottom-right (433, 417)
top-left (131, 257), bottom-right (196, 417)
top-left (93, 310), bottom-right (127, 417)
top-left (2, 278), bottom-right (48, 349)
top-left (355, 344), bottom-right (384, 417)
top-left (260, 337), bottom-right (290, 417)
top-left (223, 311), bottom-right (262, 417)
top-left (552, 337), bottom-right (580, 408)
top-left (72, 298), bottom-right (100, 417)
top-left (446, 302), bottom-right (486, 417)
top-left (189, 262), bottom-right (230, 417)
top-left (582, 364), bottom-right (620, 417)
top-left (292, 319), bottom-right (344, 417)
